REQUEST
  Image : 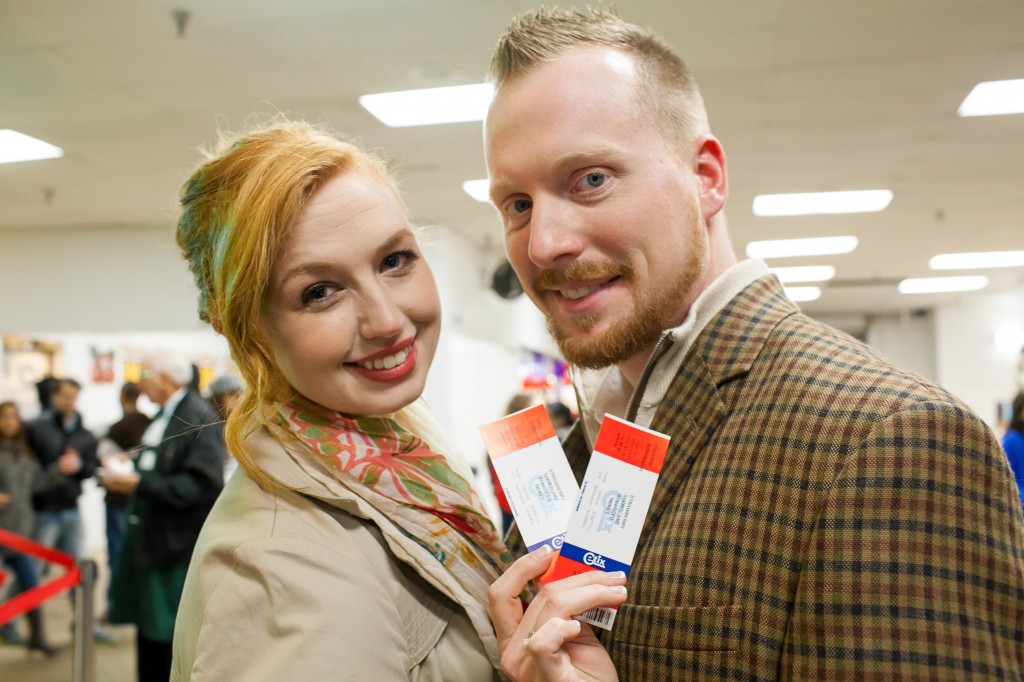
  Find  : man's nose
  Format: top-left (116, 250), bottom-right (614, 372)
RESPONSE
top-left (526, 198), bottom-right (584, 268)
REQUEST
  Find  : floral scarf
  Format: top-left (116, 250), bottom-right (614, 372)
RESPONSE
top-left (270, 397), bottom-right (512, 607)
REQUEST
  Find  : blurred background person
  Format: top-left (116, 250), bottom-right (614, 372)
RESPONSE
top-left (24, 377), bottom-right (115, 644)
top-left (206, 372), bottom-right (242, 481)
top-left (1001, 391), bottom-right (1024, 511)
top-left (544, 401), bottom-right (575, 442)
top-left (100, 351), bottom-right (224, 682)
top-left (0, 400), bottom-right (64, 656)
top-left (97, 381), bottom-right (151, 620)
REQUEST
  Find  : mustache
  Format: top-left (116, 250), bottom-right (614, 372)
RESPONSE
top-left (534, 260), bottom-right (632, 291)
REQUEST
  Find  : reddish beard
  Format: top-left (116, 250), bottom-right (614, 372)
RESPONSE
top-left (538, 211), bottom-right (707, 370)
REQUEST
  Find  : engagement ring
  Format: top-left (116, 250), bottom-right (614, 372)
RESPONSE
top-left (521, 631), bottom-right (535, 652)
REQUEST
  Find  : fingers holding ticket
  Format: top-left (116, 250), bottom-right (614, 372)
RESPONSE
top-left (489, 546), bottom-right (624, 682)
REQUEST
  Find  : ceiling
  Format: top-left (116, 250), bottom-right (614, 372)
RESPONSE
top-left (3, 0), bottom-right (1023, 322)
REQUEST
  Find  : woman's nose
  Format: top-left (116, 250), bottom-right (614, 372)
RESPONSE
top-left (358, 287), bottom-right (404, 340)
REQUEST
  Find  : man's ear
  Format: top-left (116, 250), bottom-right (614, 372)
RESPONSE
top-left (694, 135), bottom-right (728, 219)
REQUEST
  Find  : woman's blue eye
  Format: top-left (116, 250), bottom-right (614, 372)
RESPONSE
top-left (583, 171), bottom-right (606, 188)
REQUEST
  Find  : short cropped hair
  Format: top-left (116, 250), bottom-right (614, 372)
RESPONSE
top-left (488, 7), bottom-right (709, 149)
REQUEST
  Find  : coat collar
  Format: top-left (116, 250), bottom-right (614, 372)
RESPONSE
top-left (638, 275), bottom-right (799, 548)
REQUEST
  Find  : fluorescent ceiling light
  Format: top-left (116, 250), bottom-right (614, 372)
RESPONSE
top-left (770, 265), bottom-right (837, 283)
top-left (753, 190), bottom-right (893, 216)
top-left (897, 275), bottom-right (988, 294)
top-left (462, 179), bottom-right (490, 203)
top-left (928, 250), bottom-right (1024, 270)
top-left (784, 286), bottom-right (822, 302)
top-left (0, 129), bottom-right (64, 164)
top-left (359, 83), bottom-right (494, 127)
top-left (958, 78), bottom-right (1024, 117)
top-left (746, 236), bottom-right (858, 259)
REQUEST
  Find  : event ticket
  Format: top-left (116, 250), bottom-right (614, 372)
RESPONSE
top-left (479, 404), bottom-right (580, 552)
top-left (543, 414), bottom-right (670, 629)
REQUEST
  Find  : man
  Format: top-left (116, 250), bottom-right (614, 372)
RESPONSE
top-left (24, 378), bottom-right (116, 644)
top-left (101, 352), bottom-right (224, 682)
top-left (484, 8), bottom-right (1024, 681)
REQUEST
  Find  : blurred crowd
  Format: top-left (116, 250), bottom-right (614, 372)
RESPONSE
top-left (0, 351), bottom-right (238, 676)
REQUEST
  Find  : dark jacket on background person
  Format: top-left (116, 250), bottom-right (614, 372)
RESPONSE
top-left (110, 389), bottom-right (225, 644)
top-left (133, 391), bottom-right (224, 570)
top-left (25, 410), bottom-right (98, 512)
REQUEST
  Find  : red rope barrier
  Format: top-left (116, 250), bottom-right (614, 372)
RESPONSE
top-left (0, 527), bottom-right (82, 624)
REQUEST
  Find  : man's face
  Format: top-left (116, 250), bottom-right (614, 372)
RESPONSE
top-left (51, 384), bottom-right (79, 417)
top-left (485, 46), bottom-right (709, 370)
top-left (138, 364), bottom-right (172, 406)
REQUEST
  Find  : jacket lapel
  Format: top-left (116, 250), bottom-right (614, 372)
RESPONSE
top-left (639, 276), bottom-right (797, 548)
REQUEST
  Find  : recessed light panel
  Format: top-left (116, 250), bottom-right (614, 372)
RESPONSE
top-left (897, 276), bottom-right (988, 294)
top-left (928, 250), bottom-right (1024, 270)
top-left (0, 129), bottom-right (64, 164)
top-left (753, 190), bottom-right (892, 217)
top-left (462, 179), bottom-right (490, 203)
top-left (770, 265), bottom-right (837, 283)
top-left (359, 83), bottom-right (494, 127)
top-left (746, 236), bottom-right (858, 259)
top-left (958, 78), bottom-right (1024, 117)
top-left (784, 286), bottom-right (822, 302)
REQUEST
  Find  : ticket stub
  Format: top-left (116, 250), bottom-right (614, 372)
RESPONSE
top-left (544, 414), bottom-right (670, 629)
top-left (479, 404), bottom-right (580, 553)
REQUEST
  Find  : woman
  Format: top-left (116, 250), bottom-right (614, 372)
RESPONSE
top-left (171, 120), bottom-right (511, 680)
top-left (1001, 391), bottom-right (1024, 511)
top-left (0, 401), bottom-right (63, 656)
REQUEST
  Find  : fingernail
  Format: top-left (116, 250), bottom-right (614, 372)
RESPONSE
top-left (535, 545), bottom-right (552, 555)
top-left (607, 571), bottom-right (626, 579)
top-left (609, 585), bottom-right (627, 594)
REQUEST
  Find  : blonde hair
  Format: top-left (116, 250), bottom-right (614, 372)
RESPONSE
top-left (176, 119), bottom-right (400, 490)
top-left (489, 7), bottom-right (709, 148)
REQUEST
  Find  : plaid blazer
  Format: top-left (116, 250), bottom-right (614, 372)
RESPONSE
top-left (506, 275), bottom-right (1024, 680)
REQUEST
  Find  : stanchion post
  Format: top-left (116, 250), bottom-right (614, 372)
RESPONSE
top-left (72, 559), bottom-right (96, 682)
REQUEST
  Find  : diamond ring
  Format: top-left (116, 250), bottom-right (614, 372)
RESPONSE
top-left (521, 630), bottom-right (536, 652)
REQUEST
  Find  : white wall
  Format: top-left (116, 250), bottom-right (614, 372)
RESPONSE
top-left (933, 292), bottom-right (1024, 429)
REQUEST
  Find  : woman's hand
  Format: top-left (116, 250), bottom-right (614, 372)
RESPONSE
top-left (488, 546), bottom-right (625, 682)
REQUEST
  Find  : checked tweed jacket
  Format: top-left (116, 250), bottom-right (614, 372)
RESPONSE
top-left (507, 275), bottom-right (1024, 681)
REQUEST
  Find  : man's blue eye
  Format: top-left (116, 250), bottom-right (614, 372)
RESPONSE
top-left (511, 199), bottom-right (532, 214)
top-left (584, 172), bottom-right (605, 188)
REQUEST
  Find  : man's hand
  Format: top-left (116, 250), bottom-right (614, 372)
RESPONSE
top-left (57, 447), bottom-right (82, 475)
top-left (488, 547), bottom-right (626, 682)
top-left (99, 470), bottom-right (141, 495)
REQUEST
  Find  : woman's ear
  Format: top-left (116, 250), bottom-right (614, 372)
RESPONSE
top-left (694, 135), bottom-right (728, 219)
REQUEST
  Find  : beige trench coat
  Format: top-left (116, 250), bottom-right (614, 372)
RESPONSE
top-left (171, 426), bottom-right (500, 681)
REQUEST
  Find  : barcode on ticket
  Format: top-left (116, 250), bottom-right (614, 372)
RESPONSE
top-left (576, 606), bottom-right (617, 630)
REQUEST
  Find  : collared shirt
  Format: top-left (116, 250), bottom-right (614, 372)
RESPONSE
top-left (573, 258), bottom-right (772, 448)
top-left (140, 387), bottom-right (189, 448)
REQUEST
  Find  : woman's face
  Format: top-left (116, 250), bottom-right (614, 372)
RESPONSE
top-left (0, 405), bottom-right (21, 439)
top-left (261, 171), bottom-right (441, 417)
